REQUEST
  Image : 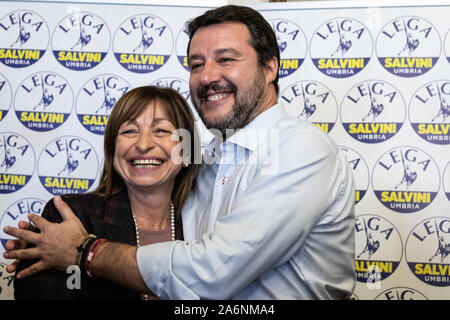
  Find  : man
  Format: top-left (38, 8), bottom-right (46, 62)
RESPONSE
top-left (4, 5), bottom-right (356, 299)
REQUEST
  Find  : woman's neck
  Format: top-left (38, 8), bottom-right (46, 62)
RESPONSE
top-left (127, 187), bottom-right (172, 231)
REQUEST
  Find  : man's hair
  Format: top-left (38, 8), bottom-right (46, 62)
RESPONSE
top-left (186, 5), bottom-right (280, 94)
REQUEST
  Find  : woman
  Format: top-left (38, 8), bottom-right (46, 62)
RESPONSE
top-left (14, 85), bottom-right (199, 300)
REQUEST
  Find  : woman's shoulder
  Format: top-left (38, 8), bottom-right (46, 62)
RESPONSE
top-left (60, 192), bottom-right (104, 207)
top-left (42, 192), bottom-right (106, 223)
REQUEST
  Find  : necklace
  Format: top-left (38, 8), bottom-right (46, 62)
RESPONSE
top-left (132, 202), bottom-right (175, 300)
top-left (133, 202), bottom-right (175, 245)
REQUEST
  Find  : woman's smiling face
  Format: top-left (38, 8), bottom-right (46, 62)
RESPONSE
top-left (113, 101), bottom-right (182, 194)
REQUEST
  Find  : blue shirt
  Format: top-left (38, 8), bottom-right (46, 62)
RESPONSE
top-left (137, 103), bottom-right (356, 299)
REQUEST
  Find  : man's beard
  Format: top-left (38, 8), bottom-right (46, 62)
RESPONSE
top-left (192, 71), bottom-right (265, 138)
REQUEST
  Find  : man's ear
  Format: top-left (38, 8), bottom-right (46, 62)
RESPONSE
top-left (264, 56), bottom-right (279, 85)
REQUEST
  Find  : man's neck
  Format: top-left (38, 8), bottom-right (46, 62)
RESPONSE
top-left (220, 87), bottom-right (278, 141)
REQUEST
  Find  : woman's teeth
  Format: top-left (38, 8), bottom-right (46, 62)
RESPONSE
top-left (132, 159), bottom-right (162, 168)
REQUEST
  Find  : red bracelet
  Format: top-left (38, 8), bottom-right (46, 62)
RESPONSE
top-left (85, 238), bottom-right (107, 278)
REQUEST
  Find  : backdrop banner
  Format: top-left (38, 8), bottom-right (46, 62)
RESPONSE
top-left (0, 0), bottom-right (449, 300)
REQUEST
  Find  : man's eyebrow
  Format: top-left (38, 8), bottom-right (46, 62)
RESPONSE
top-left (188, 48), bottom-right (242, 61)
top-left (214, 48), bottom-right (242, 56)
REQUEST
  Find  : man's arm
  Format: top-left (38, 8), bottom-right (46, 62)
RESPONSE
top-left (3, 196), bottom-right (149, 293)
top-left (90, 241), bottom-right (150, 293)
top-left (138, 127), bottom-right (355, 299)
top-left (5, 126), bottom-right (355, 299)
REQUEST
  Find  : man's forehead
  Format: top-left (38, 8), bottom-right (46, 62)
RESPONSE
top-left (188, 23), bottom-right (252, 57)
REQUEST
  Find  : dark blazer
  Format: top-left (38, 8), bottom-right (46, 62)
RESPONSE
top-left (14, 189), bottom-right (183, 300)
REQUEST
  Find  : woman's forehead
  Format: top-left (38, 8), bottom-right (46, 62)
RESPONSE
top-left (122, 100), bottom-right (173, 125)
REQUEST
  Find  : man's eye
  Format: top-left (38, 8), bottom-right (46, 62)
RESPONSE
top-left (189, 63), bottom-right (202, 70)
top-left (219, 57), bottom-right (233, 63)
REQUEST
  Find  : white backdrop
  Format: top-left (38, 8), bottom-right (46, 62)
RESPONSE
top-left (0, 0), bottom-right (449, 300)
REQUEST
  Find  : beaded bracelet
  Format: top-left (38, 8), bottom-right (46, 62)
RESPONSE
top-left (75, 234), bottom-right (97, 267)
top-left (85, 238), bottom-right (107, 278)
top-left (79, 237), bottom-right (98, 276)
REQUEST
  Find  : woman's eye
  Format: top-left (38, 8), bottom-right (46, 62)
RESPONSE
top-left (120, 129), bottom-right (137, 135)
top-left (155, 128), bottom-right (171, 134)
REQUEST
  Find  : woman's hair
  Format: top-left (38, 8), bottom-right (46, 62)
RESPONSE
top-left (186, 5), bottom-right (280, 94)
top-left (94, 85), bottom-right (200, 217)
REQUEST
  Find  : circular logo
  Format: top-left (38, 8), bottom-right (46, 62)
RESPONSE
top-left (38, 135), bottom-right (98, 195)
top-left (0, 198), bottom-right (45, 251)
top-left (0, 10), bottom-right (49, 68)
top-left (340, 146), bottom-right (369, 204)
top-left (443, 160), bottom-right (450, 203)
top-left (14, 71), bottom-right (73, 132)
top-left (406, 217), bottom-right (450, 287)
top-left (341, 80), bottom-right (405, 143)
top-left (0, 261), bottom-right (14, 299)
top-left (372, 146), bottom-right (440, 213)
top-left (76, 74), bottom-right (131, 135)
top-left (376, 16), bottom-right (441, 77)
top-left (409, 80), bottom-right (450, 145)
top-left (269, 18), bottom-right (307, 78)
top-left (113, 14), bottom-right (173, 73)
top-left (52, 11), bottom-right (110, 71)
top-left (0, 132), bottom-right (35, 194)
top-left (280, 80), bottom-right (337, 133)
top-left (175, 26), bottom-right (189, 72)
top-left (445, 28), bottom-right (450, 65)
top-left (310, 17), bottom-right (372, 78)
top-left (355, 214), bottom-right (402, 283)
top-left (375, 287), bottom-right (427, 300)
top-left (0, 74), bottom-right (12, 122)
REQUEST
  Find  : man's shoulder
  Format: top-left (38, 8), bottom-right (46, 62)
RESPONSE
top-left (273, 116), bottom-right (337, 151)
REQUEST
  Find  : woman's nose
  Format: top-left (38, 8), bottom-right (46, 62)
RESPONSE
top-left (135, 132), bottom-right (155, 152)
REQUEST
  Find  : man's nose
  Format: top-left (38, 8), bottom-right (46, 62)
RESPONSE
top-left (199, 61), bottom-right (221, 85)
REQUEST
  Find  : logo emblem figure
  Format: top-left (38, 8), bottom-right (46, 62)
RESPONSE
top-left (0, 136), bottom-right (16, 172)
top-left (71, 27), bottom-right (92, 50)
top-left (95, 78), bottom-right (117, 114)
top-left (429, 220), bottom-right (450, 263)
top-left (432, 84), bottom-right (450, 123)
top-left (57, 139), bottom-right (79, 177)
top-left (299, 84), bottom-right (316, 120)
top-left (362, 84), bottom-right (384, 122)
top-left (398, 19), bottom-right (420, 57)
top-left (133, 17), bottom-right (153, 53)
top-left (331, 22), bottom-right (352, 57)
top-left (357, 218), bottom-right (380, 259)
top-left (33, 74), bottom-right (54, 111)
top-left (394, 150), bottom-right (418, 191)
top-left (10, 17), bottom-right (31, 48)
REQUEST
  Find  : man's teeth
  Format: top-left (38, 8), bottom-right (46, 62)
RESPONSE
top-left (133, 159), bottom-right (162, 168)
top-left (207, 93), bottom-right (228, 101)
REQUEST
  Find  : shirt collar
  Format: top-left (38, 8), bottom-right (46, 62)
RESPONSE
top-left (203, 103), bottom-right (286, 154)
top-left (227, 103), bottom-right (286, 151)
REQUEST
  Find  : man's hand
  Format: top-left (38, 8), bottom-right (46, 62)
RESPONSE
top-left (4, 220), bottom-right (34, 273)
top-left (2, 196), bottom-right (88, 279)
